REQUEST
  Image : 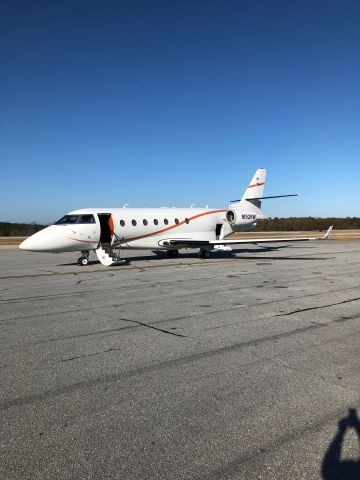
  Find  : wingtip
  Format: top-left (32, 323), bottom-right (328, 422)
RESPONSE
top-left (322, 226), bottom-right (333, 240)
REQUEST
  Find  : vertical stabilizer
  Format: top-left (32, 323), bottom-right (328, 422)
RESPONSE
top-left (241, 168), bottom-right (266, 208)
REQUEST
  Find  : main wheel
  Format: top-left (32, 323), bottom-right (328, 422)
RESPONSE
top-left (78, 257), bottom-right (88, 266)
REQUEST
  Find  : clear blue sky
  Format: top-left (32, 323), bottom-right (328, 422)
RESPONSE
top-left (1, 0), bottom-right (359, 223)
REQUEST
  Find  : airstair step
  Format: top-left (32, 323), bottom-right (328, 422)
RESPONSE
top-left (95, 247), bottom-right (122, 266)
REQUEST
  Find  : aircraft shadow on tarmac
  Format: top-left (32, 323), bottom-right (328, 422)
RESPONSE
top-left (58, 253), bottom-right (330, 266)
top-left (56, 244), bottom-right (327, 266)
top-left (57, 246), bottom-right (330, 266)
top-left (321, 408), bottom-right (360, 480)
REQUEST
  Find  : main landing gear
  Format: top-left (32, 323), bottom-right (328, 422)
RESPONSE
top-left (78, 250), bottom-right (90, 266)
top-left (167, 249), bottom-right (179, 258)
top-left (199, 248), bottom-right (212, 259)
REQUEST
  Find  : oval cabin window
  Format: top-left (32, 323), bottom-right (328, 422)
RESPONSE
top-left (132, 219), bottom-right (137, 226)
top-left (185, 218), bottom-right (190, 224)
top-left (164, 219), bottom-right (168, 225)
top-left (154, 219), bottom-right (158, 225)
top-left (143, 219), bottom-right (148, 226)
top-left (120, 220), bottom-right (125, 227)
top-left (175, 218), bottom-right (179, 224)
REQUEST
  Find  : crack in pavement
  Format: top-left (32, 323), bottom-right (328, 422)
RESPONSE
top-left (119, 318), bottom-right (186, 337)
top-left (0, 289), bottom-right (101, 303)
top-left (335, 313), bottom-right (360, 323)
top-left (275, 297), bottom-right (360, 317)
top-left (55, 318), bottom-right (186, 360)
top-left (61, 347), bottom-right (121, 362)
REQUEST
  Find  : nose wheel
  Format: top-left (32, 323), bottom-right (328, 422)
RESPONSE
top-left (78, 250), bottom-right (90, 266)
top-left (199, 248), bottom-right (212, 259)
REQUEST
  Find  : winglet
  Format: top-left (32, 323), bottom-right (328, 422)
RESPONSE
top-left (322, 226), bottom-right (333, 240)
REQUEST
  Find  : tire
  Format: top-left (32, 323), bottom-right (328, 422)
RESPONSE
top-left (79, 257), bottom-right (88, 266)
top-left (199, 249), bottom-right (211, 259)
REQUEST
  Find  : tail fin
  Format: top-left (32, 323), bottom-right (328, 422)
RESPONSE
top-left (241, 168), bottom-right (266, 208)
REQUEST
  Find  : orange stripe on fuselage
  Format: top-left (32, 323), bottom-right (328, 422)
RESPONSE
top-left (67, 237), bottom-right (97, 244)
top-left (123, 209), bottom-right (228, 243)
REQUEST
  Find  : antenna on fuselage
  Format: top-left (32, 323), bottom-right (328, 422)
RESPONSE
top-left (191, 204), bottom-right (195, 208)
top-left (123, 204), bottom-right (129, 208)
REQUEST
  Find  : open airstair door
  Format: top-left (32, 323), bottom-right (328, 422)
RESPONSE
top-left (96, 213), bottom-right (123, 266)
top-left (98, 213), bottom-right (113, 244)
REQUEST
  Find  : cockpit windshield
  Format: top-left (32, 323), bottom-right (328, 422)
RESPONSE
top-left (55, 214), bottom-right (95, 225)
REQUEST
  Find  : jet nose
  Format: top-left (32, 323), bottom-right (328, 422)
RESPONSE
top-left (19, 228), bottom-right (51, 251)
top-left (19, 226), bottom-right (65, 252)
top-left (19, 237), bottom-right (32, 250)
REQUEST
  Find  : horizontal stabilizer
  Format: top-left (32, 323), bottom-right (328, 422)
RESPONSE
top-left (230, 194), bottom-right (299, 202)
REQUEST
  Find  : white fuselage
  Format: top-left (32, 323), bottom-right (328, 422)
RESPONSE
top-left (19, 205), bottom-right (264, 253)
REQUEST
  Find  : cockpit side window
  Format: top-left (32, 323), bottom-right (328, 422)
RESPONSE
top-left (55, 214), bottom-right (95, 224)
top-left (55, 215), bottom-right (80, 224)
top-left (79, 214), bottom-right (95, 224)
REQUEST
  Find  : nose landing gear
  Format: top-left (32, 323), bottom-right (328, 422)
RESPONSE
top-left (199, 248), bottom-right (212, 259)
top-left (78, 250), bottom-right (90, 266)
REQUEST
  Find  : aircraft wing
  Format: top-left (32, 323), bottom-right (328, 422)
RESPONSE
top-left (162, 226), bottom-right (333, 248)
top-left (211, 237), bottom-right (315, 245)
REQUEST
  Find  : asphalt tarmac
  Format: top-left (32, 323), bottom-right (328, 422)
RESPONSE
top-left (1, 241), bottom-right (360, 479)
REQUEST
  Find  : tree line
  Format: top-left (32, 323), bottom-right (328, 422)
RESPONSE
top-left (0, 222), bottom-right (47, 236)
top-left (254, 217), bottom-right (360, 231)
top-left (0, 217), bottom-right (359, 236)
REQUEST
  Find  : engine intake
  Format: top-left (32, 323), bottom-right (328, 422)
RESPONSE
top-left (226, 210), bottom-right (236, 224)
top-left (226, 209), bottom-right (258, 227)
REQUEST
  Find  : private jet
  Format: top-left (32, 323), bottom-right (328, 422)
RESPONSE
top-left (19, 169), bottom-right (333, 266)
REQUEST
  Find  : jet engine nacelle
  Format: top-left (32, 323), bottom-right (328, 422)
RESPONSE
top-left (225, 209), bottom-right (258, 227)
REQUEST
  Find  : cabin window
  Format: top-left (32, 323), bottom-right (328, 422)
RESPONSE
top-left (132, 219), bottom-right (137, 226)
top-left (185, 218), bottom-right (190, 224)
top-left (175, 218), bottom-right (179, 224)
top-left (164, 219), bottom-right (168, 225)
top-left (120, 220), bottom-right (125, 227)
top-left (154, 219), bottom-right (158, 225)
top-left (143, 219), bottom-right (148, 226)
